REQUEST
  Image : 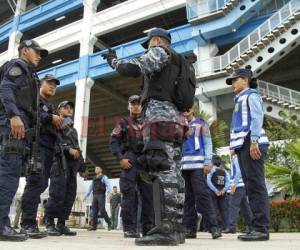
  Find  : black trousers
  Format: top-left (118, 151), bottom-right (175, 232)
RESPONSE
top-left (91, 194), bottom-right (111, 228)
top-left (228, 187), bottom-right (252, 230)
top-left (21, 146), bottom-right (54, 226)
top-left (45, 161), bottom-right (77, 222)
top-left (236, 139), bottom-right (270, 234)
top-left (182, 169), bottom-right (218, 231)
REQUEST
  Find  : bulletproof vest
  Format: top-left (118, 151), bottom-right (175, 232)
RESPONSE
top-left (110, 193), bottom-right (121, 209)
top-left (140, 46), bottom-right (180, 106)
top-left (211, 168), bottom-right (226, 191)
top-left (0, 59), bottom-right (38, 123)
top-left (40, 98), bottom-right (56, 136)
top-left (39, 98), bottom-right (57, 149)
top-left (93, 175), bottom-right (106, 194)
top-left (122, 117), bottom-right (143, 154)
top-left (61, 125), bottom-right (80, 149)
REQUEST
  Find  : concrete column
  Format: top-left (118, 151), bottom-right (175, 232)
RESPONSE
top-left (194, 43), bottom-right (218, 76)
top-left (7, 0), bottom-right (27, 59)
top-left (73, 0), bottom-right (99, 159)
top-left (74, 78), bottom-right (95, 159)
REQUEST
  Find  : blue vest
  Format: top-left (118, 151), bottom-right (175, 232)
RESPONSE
top-left (181, 117), bottom-right (206, 170)
top-left (230, 88), bottom-right (269, 149)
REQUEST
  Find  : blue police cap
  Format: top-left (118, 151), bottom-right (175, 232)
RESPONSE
top-left (226, 68), bottom-right (253, 85)
top-left (18, 40), bottom-right (48, 58)
top-left (57, 100), bottom-right (74, 110)
top-left (128, 95), bottom-right (141, 103)
top-left (141, 28), bottom-right (171, 49)
top-left (41, 74), bottom-right (60, 85)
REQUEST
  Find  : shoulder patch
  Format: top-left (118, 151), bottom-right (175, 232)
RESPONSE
top-left (9, 66), bottom-right (23, 77)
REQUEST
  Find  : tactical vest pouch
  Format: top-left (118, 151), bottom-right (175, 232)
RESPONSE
top-left (139, 139), bottom-right (170, 172)
top-left (15, 85), bottom-right (35, 118)
top-left (51, 157), bottom-right (63, 177)
top-left (0, 135), bottom-right (27, 157)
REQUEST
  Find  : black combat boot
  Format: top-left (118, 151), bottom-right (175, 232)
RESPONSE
top-left (20, 224), bottom-right (48, 239)
top-left (0, 226), bottom-right (28, 242)
top-left (175, 224), bottom-right (185, 244)
top-left (238, 230), bottom-right (269, 241)
top-left (185, 228), bottom-right (197, 239)
top-left (142, 225), bottom-right (153, 237)
top-left (135, 225), bottom-right (178, 246)
top-left (211, 226), bottom-right (222, 239)
top-left (45, 218), bottom-right (61, 236)
top-left (107, 221), bottom-right (112, 231)
top-left (57, 220), bottom-right (77, 236)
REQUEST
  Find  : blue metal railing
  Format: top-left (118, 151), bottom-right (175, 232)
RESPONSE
top-left (38, 24), bottom-right (196, 86)
top-left (18, 0), bottom-right (83, 32)
top-left (199, 0), bottom-right (300, 74)
top-left (0, 19), bottom-right (13, 44)
top-left (186, 0), bottom-right (229, 20)
top-left (0, 0), bottom-right (83, 45)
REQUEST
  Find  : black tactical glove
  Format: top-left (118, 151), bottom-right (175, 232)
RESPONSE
top-left (101, 49), bottom-right (117, 68)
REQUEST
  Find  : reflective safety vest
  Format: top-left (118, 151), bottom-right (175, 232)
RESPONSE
top-left (230, 88), bottom-right (269, 149)
top-left (181, 117), bottom-right (206, 170)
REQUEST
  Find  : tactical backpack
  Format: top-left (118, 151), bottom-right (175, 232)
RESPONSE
top-left (0, 61), bottom-right (9, 82)
top-left (173, 54), bottom-right (196, 112)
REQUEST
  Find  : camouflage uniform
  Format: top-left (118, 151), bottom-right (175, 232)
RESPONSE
top-left (143, 99), bottom-right (185, 227)
top-left (104, 40), bottom-right (187, 245)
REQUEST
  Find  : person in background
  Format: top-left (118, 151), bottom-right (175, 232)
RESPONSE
top-left (84, 166), bottom-right (112, 231)
top-left (181, 107), bottom-right (222, 239)
top-left (207, 156), bottom-right (230, 231)
top-left (110, 186), bottom-right (121, 230)
top-left (223, 153), bottom-right (253, 234)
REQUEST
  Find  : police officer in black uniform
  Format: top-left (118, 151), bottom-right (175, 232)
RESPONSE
top-left (110, 95), bottom-right (154, 238)
top-left (20, 74), bottom-right (63, 238)
top-left (44, 101), bottom-right (86, 236)
top-left (0, 40), bottom-right (48, 241)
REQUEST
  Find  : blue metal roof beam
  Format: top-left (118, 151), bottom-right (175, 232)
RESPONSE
top-left (193, 0), bottom-right (273, 45)
top-left (0, 20), bottom-right (13, 44)
top-left (38, 24), bottom-right (196, 87)
top-left (0, 0), bottom-right (83, 44)
top-left (18, 0), bottom-right (83, 32)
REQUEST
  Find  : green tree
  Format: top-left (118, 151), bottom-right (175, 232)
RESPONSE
top-left (265, 113), bottom-right (300, 141)
top-left (193, 106), bottom-right (228, 151)
top-left (264, 113), bottom-right (300, 197)
top-left (266, 142), bottom-right (300, 197)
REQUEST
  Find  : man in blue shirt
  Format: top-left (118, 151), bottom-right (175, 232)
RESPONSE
top-left (223, 153), bottom-right (253, 234)
top-left (207, 156), bottom-right (230, 231)
top-left (84, 166), bottom-right (112, 231)
top-left (226, 67), bottom-right (270, 241)
top-left (181, 108), bottom-right (222, 239)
